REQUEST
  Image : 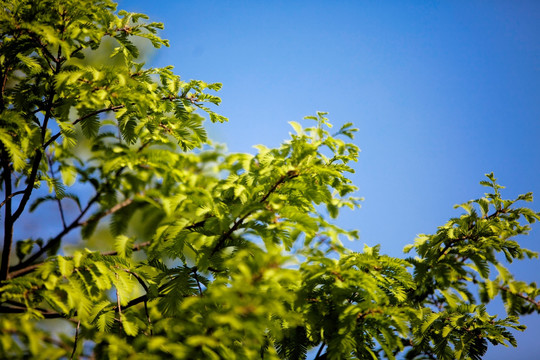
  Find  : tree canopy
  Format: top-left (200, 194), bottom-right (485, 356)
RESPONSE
top-left (1, 1), bottom-right (539, 359)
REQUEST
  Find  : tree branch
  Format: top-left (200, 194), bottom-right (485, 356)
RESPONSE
top-left (29, 33), bottom-right (60, 64)
top-left (9, 164), bottom-right (131, 276)
top-left (47, 152), bottom-right (67, 228)
top-left (144, 299), bottom-right (153, 335)
top-left (0, 190), bottom-right (25, 209)
top-left (103, 241), bottom-right (151, 257)
top-left (123, 268), bottom-right (148, 292)
top-left (79, 197), bottom-right (133, 227)
top-left (211, 171), bottom-right (298, 255)
top-left (314, 343), bottom-right (326, 359)
top-left (8, 241), bottom-right (150, 279)
top-left (192, 267), bottom-right (204, 297)
top-left (9, 36), bottom-right (65, 225)
top-left (0, 148), bottom-right (13, 280)
top-left (10, 149), bottom-right (42, 222)
top-left (0, 64), bottom-right (11, 111)
top-left (9, 192), bottom-right (100, 273)
top-left (115, 273), bottom-right (123, 334)
top-left (0, 302), bottom-right (65, 319)
top-left (114, 294), bottom-right (148, 313)
top-left (70, 320), bottom-right (80, 360)
top-left (498, 285), bottom-right (540, 310)
top-left (44, 105), bottom-right (125, 149)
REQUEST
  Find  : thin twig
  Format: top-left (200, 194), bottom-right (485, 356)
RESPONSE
top-left (44, 105), bottom-right (125, 149)
top-left (10, 165), bottom-right (129, 274)
top-left (123, 268), bottom-right (148, 292)
top-left (114, 294), bottom-right (148, 313)
top-left (144, 300), bottom-right (153, 335)
top-left (8, 34), bottom-right (64, 226)
top-left (0, 64), bottom-right (10, 109)
top-left (211, 172), bottom-right (298, 255)
top-left (8, 241), bottom-right (150, 279)
top-left (79, 197), bottom-right (133, 227)
top-left (47, 152), bottom-right (67, 229)
top-left (70, 320), bottom-right (80, 360)
top-left (10, 149), bottom-right (42, 222)
top-left (314, 343), bottom-right (326, 359)
top-left (9, 192), bottom-right (100, 273)
top-left (116, 273), bottom-right (123, 334)
top-left (101, 241), bottom-right (150, 257)
top-left (498, 285), bottom-right (540, 309)
top-left (0, 305), bottom-right (64, 319)
top-left (0, 190), bottom-right (25, 209)
top-left (192, 267), bottom-right (204, 297)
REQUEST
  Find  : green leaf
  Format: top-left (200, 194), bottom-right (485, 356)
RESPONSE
top-left (114, 235), bottom-right (135, 259)
top-left (15, 239), bottom-right (35, 262)
top-left (60, 164), bottom-right (77, 187)
top-left (121, 313), bottom-right (139, 336)
top-left (95, 310), bottom-right (115, 333)
top-left (289, 121), bottom-right (304, 135)
top-left (0, 128), bottom-right (27, 171)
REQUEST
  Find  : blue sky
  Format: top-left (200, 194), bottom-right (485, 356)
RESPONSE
top-left (116, 1), bottom-right (540, 358)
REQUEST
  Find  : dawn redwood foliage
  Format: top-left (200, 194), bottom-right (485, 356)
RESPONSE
top-left (1, 1), bottom-right (539, 359)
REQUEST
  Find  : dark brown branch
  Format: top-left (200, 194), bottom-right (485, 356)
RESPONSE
top-left (1, 148), bottom-right (14, 280)
top-left (122, 268), bottom-right (153, 335)
top-left (9, 192), bottom-right (100, 273)
top-left (7, 263), bottom-right (42, 279)
top-left (79, 197), bottom-right (133, 227)
top-left (70, 320), bottom-right (80, 360)
top-left (210, 211), bottom-right (251, 256)
top-left (102, 241), bottom-right (151, 257)
top-left (436, 221), bottom-right (478, 262)
top-left (0, 291), bottom-right (150, 320)
top-left (0, 302), bottom-right (65, 319)
top-left (9, 164), bottom-right (130, 276)
top-left (498, 285), bottom-right (540, 309)
top-left (9, 36), bottom-right (64, 226)
top-left (123, 268), bottom-right (148, 292)
top-left (69, 46), bottom-right (84, 59)
top-left (435, 208), bottom-right (509, 263)
top-left (314, 343), bottom-right (326, 360)
top-left (9, 241), bottom-right (150, 279)
top-left (144, 300), bottom-right (153, 335)
top-left (114, 294), bottom-right (148, 312)
top-left (192, 268), bottom-right (204, 297)
top-left (0, 190), bottom-right (25, 209)
top-left (211, 172), bottom-right (298, 255)
top-left (0, 64), bottom-right (10, 110)
top-left (44, 105), bottom-right (125, 149)
top-left (29, 33), bottom-right (60, 64)
top-left (10, 149), bottom-right (43, 223)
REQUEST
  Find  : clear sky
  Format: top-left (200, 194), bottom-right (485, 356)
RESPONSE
top-left (117, 1), bottom-right (540, 358)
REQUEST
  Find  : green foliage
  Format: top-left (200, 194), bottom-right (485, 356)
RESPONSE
top-left (0, 1), bottom-right (538, 359)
